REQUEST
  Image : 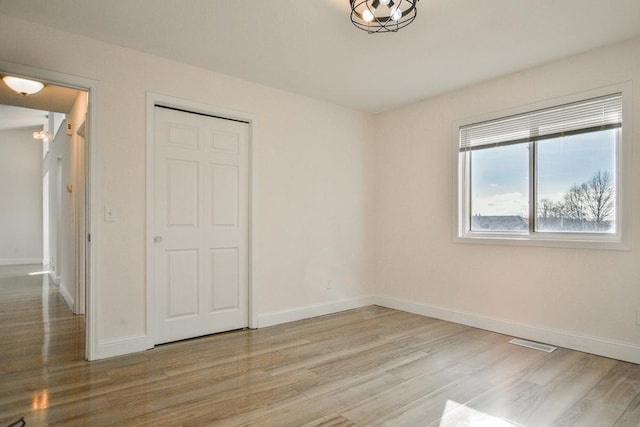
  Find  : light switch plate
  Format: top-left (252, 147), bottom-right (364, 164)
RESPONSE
top-left (104, 206), bottom-right (117, 222)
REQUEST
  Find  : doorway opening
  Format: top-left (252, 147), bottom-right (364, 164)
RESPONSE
top-left (0, 70), bottom-right (92, 360)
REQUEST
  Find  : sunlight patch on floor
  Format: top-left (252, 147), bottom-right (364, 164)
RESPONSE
top-left (28, 270), bottom-right (50, 276)
top-left (439, 400), bottom-right (523, 427)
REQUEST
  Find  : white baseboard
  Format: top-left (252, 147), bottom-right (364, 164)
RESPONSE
top-left (90, 297), bottom-right (374, 360)
top-left (58, 282), bottom-right (75, 312)
top-left (375, 295), bottom-right (640, 365)
top-left (48, 271), bottom-right (61, 285)
top-left (95, 335), bottom-right (151, 360)
top-left (87, 294), bottom-right (640, 363)
top-left (0, 258), bottom-right (42, 266)
top-left (257, 295), bottom-right (376, 328)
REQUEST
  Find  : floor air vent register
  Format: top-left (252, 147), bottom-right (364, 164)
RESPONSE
top-left (509, 338), bottom-right (557, 353)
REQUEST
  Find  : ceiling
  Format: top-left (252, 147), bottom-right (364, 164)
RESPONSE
top-left (0, 82), bottom-right (81, 113)
top-left (0, 0), bottom-right (639, 113)
top-left (0, 80), bottom-right (82, 131)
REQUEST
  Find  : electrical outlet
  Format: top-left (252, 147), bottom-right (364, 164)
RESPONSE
top-left (326, 280), bottom-right (332, 290)
top-left (636, 309), bottom-right (640, 326)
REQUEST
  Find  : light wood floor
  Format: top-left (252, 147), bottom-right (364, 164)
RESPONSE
top-left (1, 265), bottom-right (640, 426)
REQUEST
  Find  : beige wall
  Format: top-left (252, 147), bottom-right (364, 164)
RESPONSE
top-left (49, 91), bottom-right (88, 313)
top-left (375, 36), bottom-right (640, 354)
top-left (0, 14), bottom-right (375, 357)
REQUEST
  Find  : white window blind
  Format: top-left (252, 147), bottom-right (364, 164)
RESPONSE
top-left (459, 93), bottom-right (622, 152)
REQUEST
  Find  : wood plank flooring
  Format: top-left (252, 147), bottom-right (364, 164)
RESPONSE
top-left (1, 264), bottom-right (640, 426)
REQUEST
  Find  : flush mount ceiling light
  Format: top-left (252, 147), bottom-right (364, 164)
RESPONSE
top-left (2, 76), bottom-right (46, 96)
top-left (350, 0), bottom-right (419, 33)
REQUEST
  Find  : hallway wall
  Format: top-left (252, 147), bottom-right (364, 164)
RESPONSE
top-left (0, 127), bottom-right (42, 265)
top-left (42, 92), bottom-right (88, 313)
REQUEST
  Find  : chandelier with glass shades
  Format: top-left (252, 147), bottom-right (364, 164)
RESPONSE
top-left (350, 0), bottom-right (419, 33)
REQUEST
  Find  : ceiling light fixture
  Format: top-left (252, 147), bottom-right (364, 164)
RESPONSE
top-left (350, 0), bottom-right (418, 33)
top-left (33, 129), bottom-right (52, 143)
top-left (2, 76), bottom-right (46, 96)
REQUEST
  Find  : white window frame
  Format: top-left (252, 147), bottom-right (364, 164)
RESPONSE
top-left (454, 83), bottom-right (632, 250)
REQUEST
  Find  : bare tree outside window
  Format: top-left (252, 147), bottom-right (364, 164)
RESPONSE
top-left (537, 170), bottom-right (615, 232)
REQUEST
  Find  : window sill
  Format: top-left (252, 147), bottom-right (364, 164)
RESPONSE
top-left (454, 233), bottom-right (630, 251)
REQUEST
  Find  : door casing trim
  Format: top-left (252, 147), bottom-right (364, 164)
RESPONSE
top-left (0, 59), bottom-right (99, 360)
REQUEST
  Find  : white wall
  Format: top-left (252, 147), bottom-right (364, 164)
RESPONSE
top-left (375, 36), bottom-right (640, 362)
top-left (44, 92), bottom-right (87, 314)
top-left (43, 118), bottom-right (72, 304)
top-left (68, 92), bottom-right (88, 314)
top-left (0, 14), bottom-right (375, 358)
top-left (0, 127), bottom-right (43, 265)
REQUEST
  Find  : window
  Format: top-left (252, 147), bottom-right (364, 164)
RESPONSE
top-left (456, 88), bottom-right (630, 249)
